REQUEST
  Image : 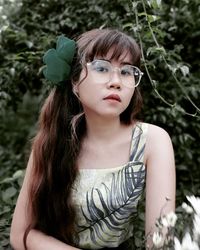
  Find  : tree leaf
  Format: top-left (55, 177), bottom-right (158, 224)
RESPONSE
top-left (2, 187), bottom-right (17, 202)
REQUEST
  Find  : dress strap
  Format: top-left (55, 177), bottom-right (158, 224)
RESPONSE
top-left (129, 122), bottom-right (148, 163)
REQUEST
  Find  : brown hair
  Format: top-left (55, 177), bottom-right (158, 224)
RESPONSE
top-left (24, 28), bottom-right (142, 248)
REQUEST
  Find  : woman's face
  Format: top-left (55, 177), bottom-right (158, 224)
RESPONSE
top-left (75, 49), bottom-right (135, 120)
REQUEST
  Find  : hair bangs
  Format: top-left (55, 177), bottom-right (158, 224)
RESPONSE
top-left (77, 29), bottom-right (141, 67)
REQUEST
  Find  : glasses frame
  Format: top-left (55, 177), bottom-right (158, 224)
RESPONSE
top-left (86, 59), bottom-right (143, 88)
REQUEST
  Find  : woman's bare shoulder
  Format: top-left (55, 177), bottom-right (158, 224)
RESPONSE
top-left (145, 123), bottom-right (170, 137)
top-left (143, 122), bottom-right (173, 163)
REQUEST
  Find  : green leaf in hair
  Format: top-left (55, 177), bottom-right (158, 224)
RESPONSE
top-left (43, 35), bottom-right (76, 85)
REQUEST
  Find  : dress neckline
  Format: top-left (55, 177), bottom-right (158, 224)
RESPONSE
top-left (78, 122), bottom-right (143, 171)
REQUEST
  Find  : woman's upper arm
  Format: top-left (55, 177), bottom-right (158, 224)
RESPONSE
top-left (144, 124), bottom-right (176, 237)
top-left (10, 151), bottom-right (34, 249)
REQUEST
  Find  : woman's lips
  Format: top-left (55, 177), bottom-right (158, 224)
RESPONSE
top-left (103, 94), bottom-right (121, 102)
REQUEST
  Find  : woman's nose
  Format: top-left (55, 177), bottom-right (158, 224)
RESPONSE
top-left (107, 70), bottom-right (122, 89)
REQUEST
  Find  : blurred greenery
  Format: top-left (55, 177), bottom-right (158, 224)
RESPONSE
top-left (0, 0), bottom-right (199, 249)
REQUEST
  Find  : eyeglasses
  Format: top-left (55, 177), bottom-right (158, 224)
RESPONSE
top-left (86, 59), bottom-right (143, 88)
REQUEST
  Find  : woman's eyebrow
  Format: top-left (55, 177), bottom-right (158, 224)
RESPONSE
top-left (120, 61), bottom-right (132, 65)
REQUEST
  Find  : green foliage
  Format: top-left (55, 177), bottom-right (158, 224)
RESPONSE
top-left (0, 0), bottom-right (199, 248)
top-left (129, 0), bottom-right (200, 205)
top-left (0, 91), bottom-right (41, 248)
top-left (0, 170), bottom-right (24, 249)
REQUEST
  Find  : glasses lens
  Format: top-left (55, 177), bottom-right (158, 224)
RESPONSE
top-left (120, 65), bottom-right (141, 87)
top-left (87, 60), bottom-right (142, 87)
top-left (89, 60), bottom-right (111, 84)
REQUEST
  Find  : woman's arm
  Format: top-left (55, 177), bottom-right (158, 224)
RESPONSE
top-left (25, 230), bottom-right (80, 250)
top-left (144, 124), bottom-right (176, 248)
top-left (10, 152), bottom-right (80, 250)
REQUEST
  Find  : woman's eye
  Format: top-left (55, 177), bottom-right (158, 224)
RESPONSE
top-left (94, 65), bottom-right (108, 73)
top-left (121, 69), bottom-right (131, 76)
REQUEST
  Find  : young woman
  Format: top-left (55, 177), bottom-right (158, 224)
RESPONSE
top-left (10, 28), bottom-right (176, 250)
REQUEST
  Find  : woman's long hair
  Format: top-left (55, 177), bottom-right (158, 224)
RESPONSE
top-left (24, 28), bottom-right (143, 248)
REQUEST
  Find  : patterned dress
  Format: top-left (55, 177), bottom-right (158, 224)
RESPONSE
top-left (72, 123), bottom-right (148, 249)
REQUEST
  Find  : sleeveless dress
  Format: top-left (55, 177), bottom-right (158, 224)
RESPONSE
top-left (72, 122), bottom-right (148, 249)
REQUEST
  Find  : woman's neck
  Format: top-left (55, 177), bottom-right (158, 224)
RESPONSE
top-left (84, 114), bottom-right (124, 143)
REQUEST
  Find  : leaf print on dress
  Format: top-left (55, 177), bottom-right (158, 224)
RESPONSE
top-left (77, 162), bottom-right (146, 247)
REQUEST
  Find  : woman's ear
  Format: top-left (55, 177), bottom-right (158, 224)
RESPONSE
top-left (72, 84), bottom-right (80, 98)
